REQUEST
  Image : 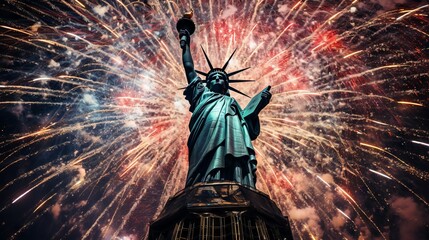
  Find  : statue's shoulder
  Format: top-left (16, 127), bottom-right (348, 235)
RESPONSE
top-left (227, 96), bottom-right (243, 109)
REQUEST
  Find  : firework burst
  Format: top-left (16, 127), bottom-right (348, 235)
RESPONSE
top-left (1, 0), bottom-right (428, 239)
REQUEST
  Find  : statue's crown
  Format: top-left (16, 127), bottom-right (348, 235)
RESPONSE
top-left (196, 47), bottom-right (254, 98)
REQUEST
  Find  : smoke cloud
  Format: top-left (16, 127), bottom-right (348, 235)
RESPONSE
top-left (51, 202), bottom-right (61, 220)
top-left (390, 197), bottom-right (427, 240)
top-left (93, 5), bottom-right (109, 17)
top-left (220, 5), bottom-right (238, 19)
top-left (289, 207), bottom-right (323, 237)
top-left (370, 0), bottom-right (407, 10)
top-left (331, 211), bottom-right (347, 230)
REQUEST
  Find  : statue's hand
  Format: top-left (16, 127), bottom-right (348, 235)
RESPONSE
top-left (260, 86), bottom-right (271, 107)
top-left (179, 29), bottom-right (190, 48)
top-left (247, 86), bottom-right (271, 116)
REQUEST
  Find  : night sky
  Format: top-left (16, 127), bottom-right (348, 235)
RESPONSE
top-left (1, 0), bottom-right (429, 239)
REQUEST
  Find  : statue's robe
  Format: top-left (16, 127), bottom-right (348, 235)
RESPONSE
top-left (184, 77), bottom-right (261, 188)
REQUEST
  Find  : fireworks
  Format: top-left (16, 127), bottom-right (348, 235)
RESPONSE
top-left (1, 0), bottom-right (428, 239)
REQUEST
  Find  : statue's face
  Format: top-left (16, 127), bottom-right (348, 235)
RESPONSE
top-left (208, 72), bottom-right (227, 94)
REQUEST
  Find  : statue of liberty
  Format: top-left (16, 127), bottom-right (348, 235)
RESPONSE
top-left (177, 12), bottom-right (271, 189)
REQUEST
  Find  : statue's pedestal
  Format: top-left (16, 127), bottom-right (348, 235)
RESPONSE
top-left (149, 181), bottom-right (293, 239)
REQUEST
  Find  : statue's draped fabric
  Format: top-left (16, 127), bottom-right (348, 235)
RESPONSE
top-left (184, 77), bottom-right (261, 188)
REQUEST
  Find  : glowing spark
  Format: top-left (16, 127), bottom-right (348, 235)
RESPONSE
top-left (0, 25), bottom-right (33, 35)
top-left (369, 169), bottom-right (392, 180)
top-left (32, 77), bottom-right (54, 81)
top-left (317, 175), bottom-right (331, 187)
top-left (337, 186), bottom-right (357, 204)
top-left (284, 176), bottom-right (294, 188)
top-left (397, 101), bottom-right (423, 107)
top-left (32, 39), bottom-right (68, 48)
top-left (369, 120), bottom-right (389, 126)
top-left (327, 11), bottom-right (342, 23)
top-left (343, 50), bottom-right (363, 59)
top-left (72, 180), bottom-right (83, 188)
top-left (74, 0), bottom-right (85, 8)
top-left (66, 32), bottom-right (93, 45)
top-left (16, 128), bottom-right (51, 141)
top-left (12, 188), bottom-right (34, 204)
top-left (396, 5), bottom-right (429, 21)
top-left (100, 22), bottom-right (120, 38)
top-left (33, 194), bottom-right (56, 213)
top-left (368, 64), bottom-right (408, 72)
top-left (412, 140), bottom-right (429, 148)
top-left (360, 142), bottom-right (384, 152)
top-left (291, 1), bottom-right (302, 11)
top-left (337, 208), bottom-right (352, 221)
top-left (312, 42), bottom-right (325, 52)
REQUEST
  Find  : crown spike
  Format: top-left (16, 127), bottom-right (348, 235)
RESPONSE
top-left (228, 86), bottom-right (250, 98)
top-left (229, 79), bottom-right (255, 83)
top-left (200, 46), bottom-right (213, 70)
top-left (227, 67), bottom-right (251, 77)
top-left (222, 48), bottom-right (237, 71)
top-left (195, 70), bottom-right (208, 76)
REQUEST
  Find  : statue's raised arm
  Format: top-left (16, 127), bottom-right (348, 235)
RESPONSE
top-left (177, 12), bottom-right (197, 83)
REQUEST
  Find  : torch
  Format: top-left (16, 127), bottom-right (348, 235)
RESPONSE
top-left (176, 10), bottom-right (195, 49)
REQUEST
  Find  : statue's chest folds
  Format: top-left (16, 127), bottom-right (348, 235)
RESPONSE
top-left (228, 104), bottom-right (238, 115)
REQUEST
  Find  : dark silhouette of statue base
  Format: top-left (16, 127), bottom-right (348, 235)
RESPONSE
top-left (148, 182), bottom-right (294, 239)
